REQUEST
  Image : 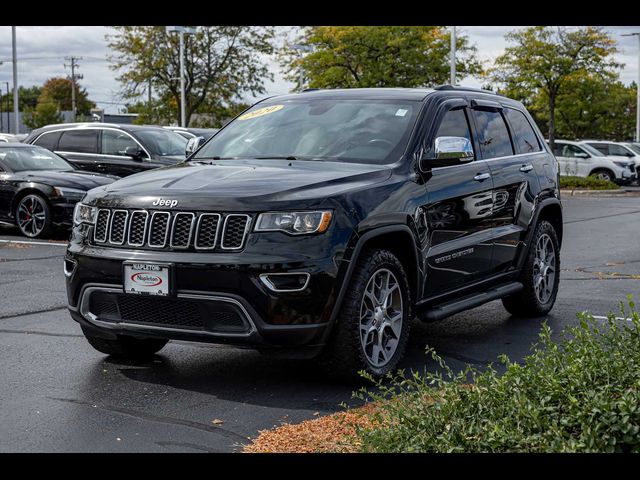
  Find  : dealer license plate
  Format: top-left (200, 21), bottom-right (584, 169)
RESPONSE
top-left (123, 263), bottom-right (170, 296)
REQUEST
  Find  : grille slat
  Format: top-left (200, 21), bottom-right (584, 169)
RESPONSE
top-left (127, 211), bottom-right (148, 246)
top-left (222, 214), bottom-right (250, 250)
top-left (92, 209), bottom-right (250, 252)
top-left (148, 212), bottom-right (171, 248)
top-left (109, 210), bottom-right (128, 245)
top-left (170, 213), bottom-right (195, 249)
top-left (195, 214), bottom-right (220, 250)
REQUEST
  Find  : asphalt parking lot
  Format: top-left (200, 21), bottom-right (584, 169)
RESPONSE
top-left (1, 195), bottom-right (639, 452)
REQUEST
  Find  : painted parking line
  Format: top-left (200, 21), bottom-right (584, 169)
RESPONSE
top-left (0, 239), bottom-right (67, 247)
top-left (592, 315), bottom-right (634, 322)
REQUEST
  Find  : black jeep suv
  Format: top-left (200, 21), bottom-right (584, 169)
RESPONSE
top-left (65, 86), bottom-right (562, 378)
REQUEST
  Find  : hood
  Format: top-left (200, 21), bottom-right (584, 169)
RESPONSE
top-left (14, 170), bottom-right (117, 189)
top-left (155, 155), bottom-right (186, 164)
top-left (86, 159), bottom-right (393, 210)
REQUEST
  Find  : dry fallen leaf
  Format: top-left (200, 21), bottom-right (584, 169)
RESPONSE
top-left (211, 419), bottom-right (224, 425)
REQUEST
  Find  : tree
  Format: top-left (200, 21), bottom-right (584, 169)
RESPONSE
top-left (38, 77), bottom-right (95, 115)
top-left (1, 85), bottom-right (42, 111)
top-left (23, 100), bottom-right (63, 129)
top-left (107, 26), bottom-right (276, 127)
top-left (490, 26), bottom-right (620, 150)
top-left (279, 26), bottom-right (481, 89)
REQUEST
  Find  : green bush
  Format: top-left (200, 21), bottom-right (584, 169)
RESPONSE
top-left (560, 175), bottom-right (619, 190)
top-left (354, 298), bottom-right (640, 452)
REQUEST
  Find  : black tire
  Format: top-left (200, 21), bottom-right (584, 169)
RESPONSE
top-left (318, 249), bottom-right (412, 380)
top-left (15, 193), bottom-right (53, 238)
top-left (590, 169), bottom-right (615, 183)
top-left (502, 220), bottom-right (560, 317)
top-left (82, 327), bottom-right (168, 359)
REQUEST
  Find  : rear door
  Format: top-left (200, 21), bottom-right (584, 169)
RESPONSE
top-left (55, 129), bottom-right (101, 172)
top-left (421, 98), bottom-right (495, 295)
top-left (484, 105), bottom-right (544, 274)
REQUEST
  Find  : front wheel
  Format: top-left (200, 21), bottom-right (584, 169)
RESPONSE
top-left (319, 249), bottom-right (411, 380)
top-left (502, 220), bottom-right (560, 317)
top-left (15, 194), bottom-right (52, 238)
top-left (590, 170), bottom-right (615, 183)
top-left (82, 327), bottom-right (168, 359)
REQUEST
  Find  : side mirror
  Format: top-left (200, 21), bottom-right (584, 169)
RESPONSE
top-left (421, 136), bottom-right (474, 169)
top-left (185, 136), bottom-right (205, 156)
top-left (574, 152), bottom-right (589, 159)
top-left (124, 146), bottom-right (145, 160)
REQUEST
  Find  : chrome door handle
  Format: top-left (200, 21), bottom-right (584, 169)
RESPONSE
top-left (473, 173), bottom-right (491, 181)
top-left (519, 164), bottom-right (534, 172)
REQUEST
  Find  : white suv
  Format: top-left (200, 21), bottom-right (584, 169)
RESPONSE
top-left (551, 140), bottom-right (636, 184)
top-left (582, 140), bottom-right (640, 178)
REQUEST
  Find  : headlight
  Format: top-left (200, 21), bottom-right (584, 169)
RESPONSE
top-left (73, 203), bottom-right (97, 225)
top-left (612, 161), bottom-right (633, 169)
top-left (53, 186), bottom-right (86, 200)
top-left (255, 211), bottom-right (332, 235)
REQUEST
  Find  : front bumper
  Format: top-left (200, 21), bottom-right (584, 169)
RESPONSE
top-left (65, 227), bottom-right (346, 352)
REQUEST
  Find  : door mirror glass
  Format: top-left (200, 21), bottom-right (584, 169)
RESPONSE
top-left (422, 136), bottom-right (474, 169)
top-left (124, 145), bottom-right (144, 160)
top-left (185, 136), bottom-right (205, 156)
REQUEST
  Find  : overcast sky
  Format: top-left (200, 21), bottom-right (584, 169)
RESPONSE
top-left (1, 26), bottom-right (639, 114)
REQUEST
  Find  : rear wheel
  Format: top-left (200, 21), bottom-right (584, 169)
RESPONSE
top-left (15, 194), bottom-right (52, 238)
top-left (502, 220), bottom-right (560, 317)
top-left (319, 249), bottom-right (411, 380)
top-left (82, 327), bottom-right (168, 359)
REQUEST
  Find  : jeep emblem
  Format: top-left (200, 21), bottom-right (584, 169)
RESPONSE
top-left (152, 198), bottom-right (178, 208)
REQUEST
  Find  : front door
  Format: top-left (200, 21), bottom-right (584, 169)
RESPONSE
top-left (422, 101), bottom-right (495, 295)
top-left (55, 129), bottom-right (101, 173)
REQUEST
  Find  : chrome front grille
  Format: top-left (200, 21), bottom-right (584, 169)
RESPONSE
top-left (93, 209), bottom-right (251, 251)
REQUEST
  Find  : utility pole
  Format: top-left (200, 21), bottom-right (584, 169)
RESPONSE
top-left (623, 32), bottom-right (640, 142)
top-left (450, 26), bottom-right (457, 86)
top-left (12, 26), bottom-right (19, 134)
top-left (148, 78), bottom-right (152, 108)
top-left (5, 82), bottom-right (10, 134)
top-left (291, 44), bottom-right (313, 91)
top-left (166, 26), bottom-right (196, 127)
top-left (64, 56), bottom-right (83, 122)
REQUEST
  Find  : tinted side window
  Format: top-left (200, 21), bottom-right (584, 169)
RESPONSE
top-left (434, 108), bottom-right (473, 142)
top-left (102, 130), bottom-right (139, 156)
top-left (33, 131), bottom-right (61, 150)
top-left (471, 109), bottom-right (514, 159)
top-left (609, 144), bottom-right (632, 156)
top-left (505, 108), bottom-right (541, 154)
top-left (58, 130), bottom-right (99, 154)
top-left (588, 143), bottom-right (609, 155)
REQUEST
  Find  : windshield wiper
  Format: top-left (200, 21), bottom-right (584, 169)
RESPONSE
top-left (255, 156), bottom-right (299, 160)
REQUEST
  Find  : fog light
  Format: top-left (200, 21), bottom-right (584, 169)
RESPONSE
top-left (259, 273), bottom-right (310, 292)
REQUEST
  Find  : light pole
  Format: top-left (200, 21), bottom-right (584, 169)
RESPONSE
top-left (291, 44), bottom-right (313, 91)
top-left (450, 26), bottom-right (457, 85)
top-left (12, 26), bottom-right (19, 134)
top-left (166, 26), bottom-right (196, 127)
top-left (622, 32), bottom-right (640, 142)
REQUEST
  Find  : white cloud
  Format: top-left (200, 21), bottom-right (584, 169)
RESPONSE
top-left (1, 26), bottom-right (638, 115)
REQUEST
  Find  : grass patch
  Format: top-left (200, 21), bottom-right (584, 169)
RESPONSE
top-left (560, 175), bottom-right (619, 190)
top-left (353, 299), bottom-right (640, 452)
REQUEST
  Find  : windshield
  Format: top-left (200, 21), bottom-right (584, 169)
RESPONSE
top-left (0, 146), bottom-right (73, 172)
top-left (580, 143), bottom-right (603, 157)
top-left (194, 98), bottom-right (420, 164)
top-left (134, 129), bottom-right (188, 156)
top-left (627, 143), bottom-right (640, 155)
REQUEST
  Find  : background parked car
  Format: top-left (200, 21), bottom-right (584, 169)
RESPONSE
top-left (0, 143), bottom-right (116, 238)
top-left (550, 140), bottom-right (636, 184)
top-left (0, 133), bottom-right (19, 143)
top-left (581, 140), bottom-right (640, 179)
top-left (163, 126), bottom-right (219, 141)
top-left (23, 123), bottom-right (188, 177)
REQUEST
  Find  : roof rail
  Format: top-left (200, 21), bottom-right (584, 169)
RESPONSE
top-left (301, 88), bottom-right (321, 92)
top-left (42, 121), bottom-right (122, 129)
top-left (433, 84), bottom-right (498, 95)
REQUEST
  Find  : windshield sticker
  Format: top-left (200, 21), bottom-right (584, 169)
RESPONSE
top-left (238, 104), bottom-right (284, 121)
top-left (395, 109), bottom-right (408, 117)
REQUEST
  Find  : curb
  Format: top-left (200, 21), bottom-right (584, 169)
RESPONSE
top-left (560, 189), bottom-right (640, 197)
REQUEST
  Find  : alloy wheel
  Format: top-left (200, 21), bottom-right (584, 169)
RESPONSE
top-left (359, 268), bottom-right (404, 368)
top-left (533, 233), bottom-right (556, 304)
top-left (17, 195), bottom-right (47, 237)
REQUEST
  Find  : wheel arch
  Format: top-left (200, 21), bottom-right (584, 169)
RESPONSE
top-left (588, 168), bottom-right (616, 181)
top-left (328, 225), bottom-right (421, 328)
top-left (11, 185), bottom-right (53, 219)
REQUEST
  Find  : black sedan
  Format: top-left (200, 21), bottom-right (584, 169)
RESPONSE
top-left (0, 143), bottom-right (117, 238)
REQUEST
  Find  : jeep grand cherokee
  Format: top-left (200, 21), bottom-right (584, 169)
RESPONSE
top-left (65, 86), bottom-right (562, 378)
